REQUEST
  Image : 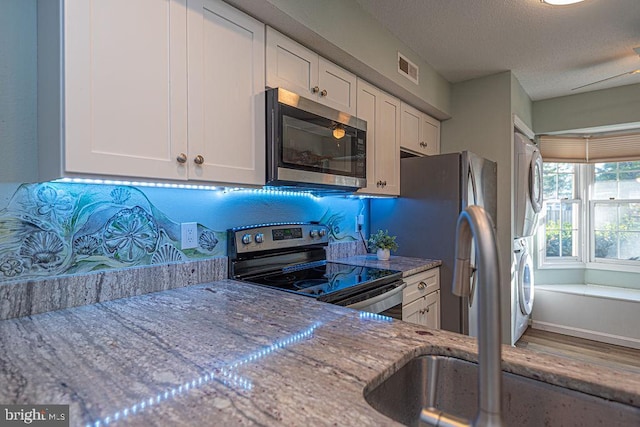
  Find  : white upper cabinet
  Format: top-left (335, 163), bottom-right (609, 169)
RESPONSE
top-left (187, 0), bottom-right (265, 185)
top-left (266, 27), bottom-right (357, 115)
top-left (41, 0), bottom-right (265, 186)
top-left (62, 0), bottom-right (189, 181)
top-left (356, 80), bottom-right (400, 196)
top-left (400, 102), bottom-right (440, 156)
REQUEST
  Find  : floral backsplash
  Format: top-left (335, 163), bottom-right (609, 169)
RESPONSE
top-left (0, 183), bottom-right (365, 282)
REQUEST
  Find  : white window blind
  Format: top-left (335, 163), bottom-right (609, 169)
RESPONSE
top-left (539, 132), bottom-right (640, 163)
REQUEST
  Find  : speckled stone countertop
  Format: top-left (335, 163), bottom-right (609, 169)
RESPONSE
top-left (337, 254), bottom-right (441, 277)
top-left (0, 280), bottom-right (638, 426)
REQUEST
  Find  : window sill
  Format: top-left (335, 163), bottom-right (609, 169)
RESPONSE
top-left (586, 262), bottom-right (640, 274)
top-left (537, 262), bottom-right (640, 274)
top-left (537, 262), bottom-right (585, 270)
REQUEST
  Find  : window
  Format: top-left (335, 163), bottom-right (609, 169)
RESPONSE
top-left (540, 161), bottom-right (640, 268)
top-left (591, 162), bottom-right (640, 264)
top-left (541, 163), bottom-right (581, 262)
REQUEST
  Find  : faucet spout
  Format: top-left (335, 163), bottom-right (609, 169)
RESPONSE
top-left (421, 205), bottom-right (503, 427)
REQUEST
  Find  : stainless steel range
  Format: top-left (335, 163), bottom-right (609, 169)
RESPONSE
top-left (228, 223), bottom-right (405, 313)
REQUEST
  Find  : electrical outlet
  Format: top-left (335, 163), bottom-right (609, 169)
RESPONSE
top-left (356, 214), bottom-right (364, 232)
top-left (181, 222), bottom-right (198, 249)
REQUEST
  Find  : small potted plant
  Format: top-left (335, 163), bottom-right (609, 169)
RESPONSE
top-left (367, 229), bottom-right (398, 261)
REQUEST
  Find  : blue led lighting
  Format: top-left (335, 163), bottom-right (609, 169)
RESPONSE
top-left (223, 187), bottom-right (319, 198)
top-left (54, 178), bottom-right (327, 198)
top-left (55, 178), bottom-right (220, 191)
top-left (85, 323), bottom-right (320, 427)
top-left (359, 312), bottom-right (394, 322)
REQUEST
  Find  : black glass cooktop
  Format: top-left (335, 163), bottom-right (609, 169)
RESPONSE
top-left (242, 261), bottom-right (402, 303)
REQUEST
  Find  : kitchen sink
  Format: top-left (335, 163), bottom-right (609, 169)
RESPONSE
top-left (364, 355), bottom-right (640, 427)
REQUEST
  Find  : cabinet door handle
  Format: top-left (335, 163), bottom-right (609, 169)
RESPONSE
top-left (420, 142), bottom-right (428, 148)
top-left (176, 153), bottom-right (187, 164)
top-left (417, 281), bottom-right (426, 290)
top-left (382, 180), bottom-right (387, 187)
top-left (311, 86), bottom-right (319, 94)
top-left (194, 155), bottom-right (205, 165)
top-left (320, 89), bottom-right (327, 97)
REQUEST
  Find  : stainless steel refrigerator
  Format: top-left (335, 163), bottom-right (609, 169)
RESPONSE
top-left (370, 151), bottom-right (497, 335)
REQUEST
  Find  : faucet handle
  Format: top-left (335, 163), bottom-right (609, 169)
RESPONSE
top-left (452, 258), bottom-right (472, 297)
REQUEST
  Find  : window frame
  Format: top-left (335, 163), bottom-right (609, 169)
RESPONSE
top-left (538, 162), bottom-right (640, 272)
top-left (589, 199), bottom-right (640, 268)
top-left (538, 162), bottom-right (585, 267)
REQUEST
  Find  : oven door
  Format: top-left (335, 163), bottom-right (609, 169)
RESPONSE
top-left (340, 280), bottom-right (406, 315)
top-left (267, 87), bottom-right (367, 190)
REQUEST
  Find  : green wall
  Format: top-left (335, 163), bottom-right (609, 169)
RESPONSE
top-left (441, 71), bottom-right (515, 343)
top-left (226, 0), bottom-right (451, 119)
top-left (533, 83), bottom-right (640, 134)
top-left (511, 73), bottom-right (533, 130)
top-left (0, 0), bottom-right (37, 183)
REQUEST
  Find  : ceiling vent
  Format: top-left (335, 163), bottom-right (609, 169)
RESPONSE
top-left (398, 52), bottom-right (419, 84)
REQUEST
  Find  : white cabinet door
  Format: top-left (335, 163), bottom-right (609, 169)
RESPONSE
top-left (265, 27), bottom-right (318, 99)
top-left (400, 102), bottom-right (440, 156)
top-left (356, 80), bottom-right (400, 196)
top-left (318, 57), bottom-right (357, 115)
top-left (421, 113), bottom-right (441, 156)
top-left (402, 296), bottom-right (424, 326)
top-left (424, 290), bottom-right (441, 329)
top-left (400, 103), bottom-right (422, 155)
top-left (356, 81), bottom-right (377, 191)
top-left (64, 0), bottom-right (188, 180)
top-left (266, 27), bottom-right (356, 115)
top-left (402, 291), bottom-right (440, 328)
top-left (376, 92), bottom-right (401, 195)
top-left (188, 0), bottom-right (265, 185)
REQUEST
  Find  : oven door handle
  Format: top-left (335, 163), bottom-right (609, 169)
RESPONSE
top-left (346, 282), bottom-right (406, 310)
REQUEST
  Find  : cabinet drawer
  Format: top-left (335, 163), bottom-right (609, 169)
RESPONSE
top-left (403, 268), bottom-right (439, 305)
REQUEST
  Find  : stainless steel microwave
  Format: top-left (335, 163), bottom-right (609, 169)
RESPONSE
top-left (266, 87), bottom-right (367, 191)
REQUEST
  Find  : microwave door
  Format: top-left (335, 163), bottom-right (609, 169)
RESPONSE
top-left (267, 90), bottom-right (366, 190)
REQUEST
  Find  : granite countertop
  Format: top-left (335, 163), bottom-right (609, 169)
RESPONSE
top-left (0, 280), bottom-right (638, 426)
top-left (337, 254), bottom-right (441, 277)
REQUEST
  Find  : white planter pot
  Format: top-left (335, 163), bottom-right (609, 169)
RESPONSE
top-left (376, 248), bottom-right (390, 261)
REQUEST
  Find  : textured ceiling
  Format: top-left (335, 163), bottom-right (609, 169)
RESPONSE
top-left (354, 0), bottom-right (640, 100)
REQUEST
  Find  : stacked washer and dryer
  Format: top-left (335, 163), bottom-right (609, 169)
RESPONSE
top-left (512, 132), bottom-right (543, 344)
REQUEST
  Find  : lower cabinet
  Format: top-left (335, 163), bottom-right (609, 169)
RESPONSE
top-left (402, 268), bottom-right (440, 329)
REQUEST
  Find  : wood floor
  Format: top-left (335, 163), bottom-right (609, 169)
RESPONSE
top-left (515, 328), bottom-right (640, 373)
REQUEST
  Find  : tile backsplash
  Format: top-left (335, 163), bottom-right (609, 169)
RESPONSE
top-left (0, 183), bottom-right (368, 283)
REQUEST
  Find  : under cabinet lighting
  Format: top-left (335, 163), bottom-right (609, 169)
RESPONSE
top-left (54, 178), bottom-right (396, 199)
top-left (541, 0), bottom-right (585, 5)
top-left (55, 177), bottom-right (219, 191)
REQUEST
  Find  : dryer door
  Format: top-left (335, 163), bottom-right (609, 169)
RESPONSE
top-left (517, 249), bottom-right (535, 315)
top-left (529, 149), bottom-right (543, 214)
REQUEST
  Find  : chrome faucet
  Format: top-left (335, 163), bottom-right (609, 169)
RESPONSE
top-left (421, 205), bottom-right (503, 427)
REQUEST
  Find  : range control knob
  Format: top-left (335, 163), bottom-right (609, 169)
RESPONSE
top-left (318, 229), bottom-right (326, 237)
top-left (309, 229), bottom-right (319, 238)
top-left (254, 233), bottom-right (264, 244)
top-left (241, 234), bottom-right (252, 245)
